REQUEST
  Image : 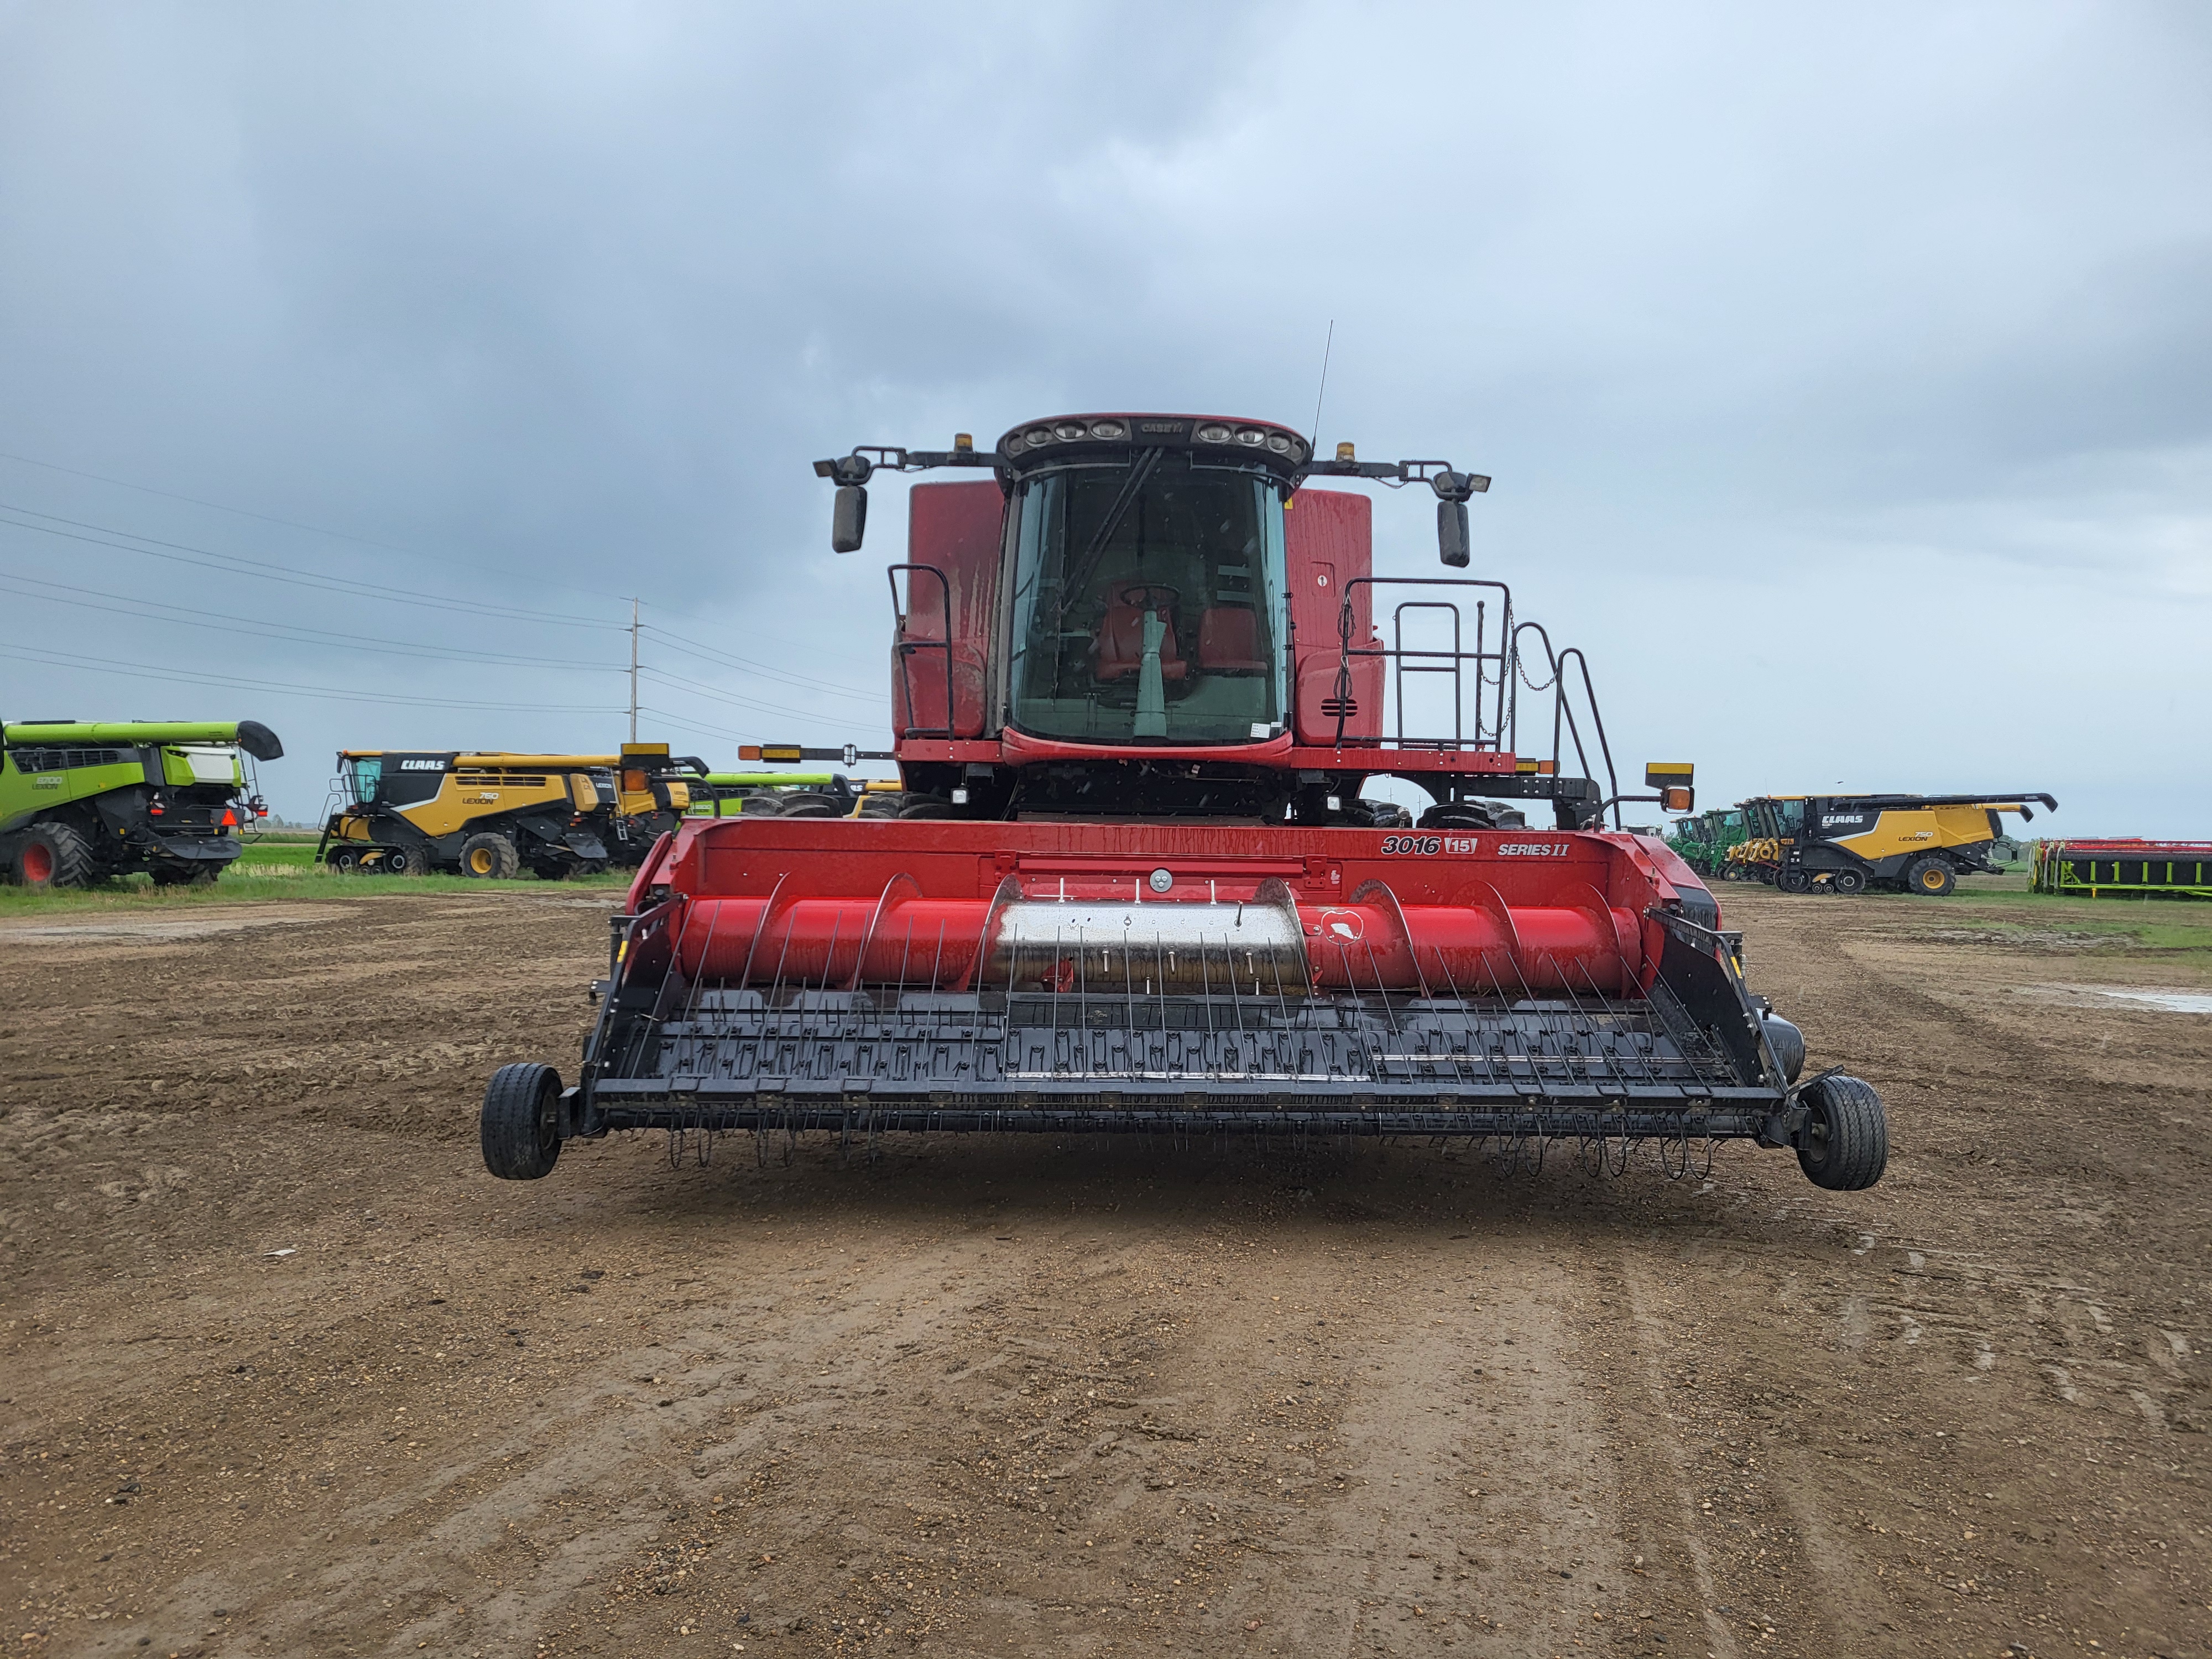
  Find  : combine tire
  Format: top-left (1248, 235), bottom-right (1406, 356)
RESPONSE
top-left (1777, 869), bottom-right (1813, 894)
top-left (1905, 857), bottom-right (1955, 896)
top-left (738, 794), bottom-right (786, 816)
top-left (1832, 868), bottom-right (1867, 895)
top-left (1419, 804), bottom-right (1494, 831)
top-left (384, 847), bottom-right (422, 875)
top-left (778, 794), bottom-right (841, 818)
top-left (459, 833), bottom-right (520, 880)
top-left (150, 863), bottom-right (217, 888)
top-left (481, 1062), bottom-right (562, 1180)
top-left (857, 792), bottom-right (904, 818)
top-left (1796, 1074), bottom-right (1887, 1191)
top-left (898, 796), bottom-right (957, 819)
top-left (330, 848), bottom-right (362, 873)
top-left (12, 822), bottom-right (95, 890)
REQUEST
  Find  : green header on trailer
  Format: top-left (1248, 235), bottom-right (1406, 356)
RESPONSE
top-left (2, 720), bottom-right (284, 760)
top-left (699, 771), bottom-right (836, 787)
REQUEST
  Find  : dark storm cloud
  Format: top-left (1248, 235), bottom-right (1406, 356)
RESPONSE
top-left (1, 2), bottom-right (2206, 827)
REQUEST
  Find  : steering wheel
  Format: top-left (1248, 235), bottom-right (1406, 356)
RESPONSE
top-left (1117, 583), bottom-right (1181, 613)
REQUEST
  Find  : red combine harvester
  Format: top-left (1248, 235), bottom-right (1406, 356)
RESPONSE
top-left (482, 413), bottom-right (1886, 1191)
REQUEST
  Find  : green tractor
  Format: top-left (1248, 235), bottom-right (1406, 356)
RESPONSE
top-left (1667, 806), bottom-right (1748, 879)
top-left (1, 719), bottom-right (283, 890)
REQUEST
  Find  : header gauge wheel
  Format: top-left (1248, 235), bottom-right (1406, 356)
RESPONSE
top-left (482, 1063), bottom-right (562, 1180)
top-left (1796, 1074), bottom-right (1887, 1190)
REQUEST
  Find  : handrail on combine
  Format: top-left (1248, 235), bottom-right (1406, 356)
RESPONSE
top-left (1334, 577), bottom-right (1515, 752)
top-left (886, 562), bottom-right (956, 740)
top-left (1510, 622), bottom-right (1622, 826)
top-left (1390, 601), bottom-right (1469, 749)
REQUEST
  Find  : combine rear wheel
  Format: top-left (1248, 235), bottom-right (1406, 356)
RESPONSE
top-left (1905, 857), bottom-right (1955, 896)
top-left (481, 1063), bottom-right (562, 1180)
top-left (459, 832), bottom-right (520, 879)
top-left (12, 822), bottom-right (95, 890)
top-left (1796, 1074), bottom-right (1887, 1190)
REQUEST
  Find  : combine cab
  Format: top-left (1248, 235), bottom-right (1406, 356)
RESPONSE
top-left (481, 414), bottom-right (1886, 1192)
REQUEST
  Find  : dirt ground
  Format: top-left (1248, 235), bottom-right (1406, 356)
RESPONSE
top-left (3, 882), bottom-right (2207, 1659)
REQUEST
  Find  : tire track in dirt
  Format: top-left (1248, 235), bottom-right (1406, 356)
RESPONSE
top-left (1245, 1250), bottom-right (1630, 1659)
top-left (6, 885), bottom-right (2208, 1658)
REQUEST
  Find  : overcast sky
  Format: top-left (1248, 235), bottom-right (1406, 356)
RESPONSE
top-left (2, 2), bottom-right (2206, 832)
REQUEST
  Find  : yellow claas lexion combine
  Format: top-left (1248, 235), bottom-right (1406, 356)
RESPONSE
top-left (317, 743), bottom-right (705, 878)
top-left (1736, 791), bottom-right (2056, 895)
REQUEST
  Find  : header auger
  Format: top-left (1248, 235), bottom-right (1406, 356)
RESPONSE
top-left (480, 412), bottom-right (1887, 1192)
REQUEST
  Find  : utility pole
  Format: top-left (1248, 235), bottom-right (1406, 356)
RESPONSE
top-left (628, 598), bottom-right (639, 742)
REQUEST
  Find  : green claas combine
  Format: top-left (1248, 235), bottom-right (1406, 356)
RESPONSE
top-left (0, 719), bottom-right (283, 889)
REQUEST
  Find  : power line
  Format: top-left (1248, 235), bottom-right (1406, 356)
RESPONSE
top-left (0, 644), bottom-right (620, 713)
top-left (0, 446), bottom-right (627, 604)
top-left (0, 571), bottom-right (627, 671)
top-left (637, 665), bottom-right (884, 725)
top-left (635, 705), bottom-right (759, 746)
top-left (0, 503), bottom-right (623, 630)
top-left (640, 623), bottom-right (888, 702)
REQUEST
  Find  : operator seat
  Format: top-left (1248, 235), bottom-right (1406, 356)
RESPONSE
top-left (1196, 606), bottom-right (1266, 674)
top-left (1091, 598), bottom-right (1188, 683)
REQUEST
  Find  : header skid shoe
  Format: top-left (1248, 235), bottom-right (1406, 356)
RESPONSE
top-left (482, 816), bottom-right (1885, 1190)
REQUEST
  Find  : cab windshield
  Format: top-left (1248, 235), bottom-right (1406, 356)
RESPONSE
top-left (1005, 456), bottom-right (1288, 744)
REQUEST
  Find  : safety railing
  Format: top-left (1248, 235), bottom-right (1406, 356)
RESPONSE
top-left (1511, 621), bottom-right (1621, 826)
top-left (1321, 578), bottom-right (1623, 823)
top-left (1333, 577), bottom-right (1515, 751)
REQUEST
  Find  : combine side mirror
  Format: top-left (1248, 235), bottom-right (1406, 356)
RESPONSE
top-left (831, 484), bottom-right (868, 554)
top-left (1437, 499), bottom-right (1470, 567)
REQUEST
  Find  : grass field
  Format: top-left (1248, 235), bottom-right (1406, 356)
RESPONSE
top-left (0, 842), bottom-right (630, 916)
top-left (1720, 868), bottom-right (2212, 963)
